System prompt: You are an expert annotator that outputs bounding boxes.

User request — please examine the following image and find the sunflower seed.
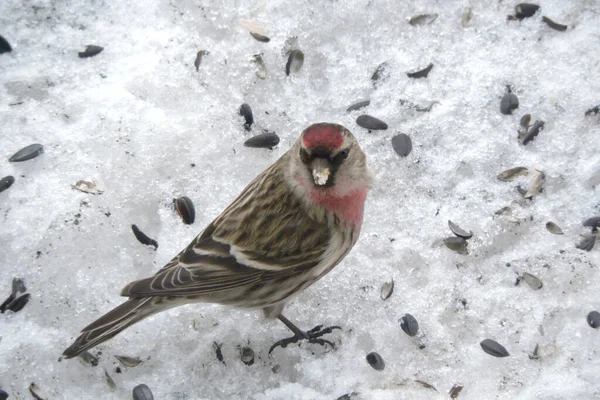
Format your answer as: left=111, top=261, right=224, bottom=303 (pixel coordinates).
left=133, top=384, right=154, bottom=400
left=529, top=343, right=540, bottom=360
left=1, top=278, right=28, bottom=313
left=78, top=350, right=99, bottom=366
left=240, top=346, right=254, bottom=366
left=545, top=221, right=563, bottom=235
left=29, top=383, right=47, bottom=400
left=520, top=120, right=544, bottom=145
left=239, top=103, right=253, bottom=131
left=521, top=272, right=543, bottom=290
left=251, top=53, right=267, bottom=79
left=480, top=339, right=509, bottom=357
left=336, top=392, right=359, bottom=400
left=585, top=105, right=599, bottom=116
left=346, top=100, right=370, bottom=112
left=409, top=14, right=438, bottom=26
left=0, top=176, right=15, bottom=194
left=285, top=50, right=304, bottom=75
left=366, top=352, right=385, bottom=371
left=443, top=237, right=468, bottom=255
left=194, top=50, right=209, bottom=71
left=356, top=115, right=388, bottom=130
left=583, top=217, right=600, bottom=232
left=449, top=384, right=464, bottom=398
left=131, top=224, right=158, bottom=250
left=239, top=20, right=270, bottom=42
left=380, top=279, right=394, bottom=300
left=524, top=169, right=545, bottom=199
left=250, top=32, right=270, bottom=42
left=78, top=45, right=104, bottom=58
left=174, top=196, right=195, bottom=225
left=213, top=341, right=225, bottom=364
left=497, top=167, right=528, bottom=182
left=1, top=293, right=30, bottom=313
left=462, top=7, right=473, bottom=27
left=71, top=179, right=105, bottom=195
left=448, top=220, right=473, bottom=240
left=282, top=36, right=299, bottom=56
left=400, top=313, right=419, bottom=336
left=244, top=131, right=280, bottom=149
left=576, top=234, right=596, bottom=251
left=516, top=3, right=540, bottom=19
left=8, top=143, right=44, bottom=162
left=115, top=355, right=143, bottom=367
left=104, top=368, right=116, bottom=391
left=0, top=34, right=11, bottom=54
left=415, top=380, right=437, bottom=391
left=0, top=389, right=8, bottom=400
left=371, top=62, right=390, bottom=86
left=520, top=114, right=531, bottom=129
left=542, top=16, right=567, bottom=31
left=494, top=206, right=512, bottom=216
left=391, top=133, right=412, bottom=157
left=500, top=93, right=519, bottom=115
left=406, top=63, right=433, bottom=79
left=587, top=311, right=600, bottom=329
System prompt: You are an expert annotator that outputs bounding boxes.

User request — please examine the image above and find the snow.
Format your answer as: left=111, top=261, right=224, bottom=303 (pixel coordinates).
left=1, top=0, right=600, bottom=399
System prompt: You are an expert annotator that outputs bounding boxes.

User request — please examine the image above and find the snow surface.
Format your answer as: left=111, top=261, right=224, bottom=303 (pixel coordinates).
left=1, top=0, right=600, bottom=399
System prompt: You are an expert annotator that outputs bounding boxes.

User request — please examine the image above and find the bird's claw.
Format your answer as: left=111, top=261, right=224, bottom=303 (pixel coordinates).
left=269, top=325, right=342, bottom=354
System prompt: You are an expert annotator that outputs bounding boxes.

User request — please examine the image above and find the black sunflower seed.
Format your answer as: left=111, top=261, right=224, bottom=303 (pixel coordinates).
left=587, top=311, right=600, bottom=329
left=406, top=63, right=433, bottom=79
left=194, top=50, right=209, bottom=71
left=583, top=217, right=600, bottom=232
left=520, top=120, right=544, bottom=145
left=391, top=133, right=412, bottom=157
left=585, top=105, right=600, bottom=116
left=408, top=14, right=438, bottom=26
left=0, top=176, right=15, bottom=194
left=480, top=339, right=509, bottom=357
left=9, top=143, right=44, bottom=162
left=29, top=383, right=46, bottom=400
left=542, top=16, right=567, bottom=31
left=239, top=103, right=253, bottom=131
left=515, top=4, right=540, bottom=19
left=0, top=34, right=12, bottom=54
left=1, top=278, right=28, bottom=313
left=576, top=235, right=596, bottom=252
left=545, top=221, right=564, bottom=235
left=240, top=346, right=254, bottom=366
left=356, top=115, right=388, bottom=130
left=449, top=384, right=464, bottom=398
left=400, top=313, right=419, bottom=336
left=366, top=352, right=385, bottom=371
left=133, top=384, right=154, bottom=400
left=336, top=392, right=359, bottom=400
left=244, top=131, right=280, bottom=149
left=0, top=389, right=8, bottom=400
left=131, top=225, right=158, bottom=250
left=285, top=50, right=304, bottom=75
left=346, top=100, right=370, bottom=112
left=500, top=93, right=519, bottom=115
left=78, top=45, right=103, bottom=58
left=173, top=196, right=195, bottom=225
left=250, top=32, right=270, bottom=42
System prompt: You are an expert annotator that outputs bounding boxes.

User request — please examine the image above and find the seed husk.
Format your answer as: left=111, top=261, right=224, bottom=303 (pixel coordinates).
left=520, top=120, right=544, bottom=145
left=524, top=169, right=545, bottom=199
left=104, top=368, right=116, bottom=391
left=408, top=13, right=438, bottom=26
left=585, top=105, right=599, bottom=116
left=239, top=19, right=270, bottom=42
left=1, top=278, right=29, bottom=313
left=356, top=115, right=388, bottom=130
left=520, top=114, right=531, bottom=129
left=400, top=313, right=419, bottom=337
left=583, top=217, right=600, bottom=232
left=497, top=167, right=528, bottom=182
left=366, top=352, right=385, bottom=371
left=462, top=7, right=473, bottom=27
left=391, top=133, right=412, bottom=157
left=78, top=45, right=103, bottom=58
left=380, top=279, right=394, bottom=300
left=282, top=36, right=299, bottom=56
left=194, top=50, right=209, bottom=71
left=576, top=234, right=596, bottom=251
left=346, top=100, right=370, bottom=112
left=529, top=343, right=540, bottom=360
left=115, top=355, right=143, bottom=367
left=131, top=224, right=158, bottom=250
left=9, top=143, right=44, bottom=162
left=587, top=311, right=600, bottom=329
left=0, top=176, right=15, bottom=194
left=449, top=384, right=464, bottom=398
left=213, top=341, right=225, bottom=364
left=78, top=350, right=99, bottom=367
left=250, top=32, right=270, bottom=42
left=71, top=180, right=105, bottom=195
left=251, top=53, right=267, bottom=80
left=0, top=389, right=8, bottom=400
left=0, top=34, right=11, bottom=54
left=521, top=272, right=543, bottom=290
left=500, top=93, right=519, bottom=115
left=285, top=50, right=304, bottom=75
left=448, top=220, right=473, bottom=240
left=239, top=103, right=253, bottom=131
left=240, top=346, right=254, bottom=366
left=480, top=339, right=509, bottom=357
left=515, top=3, right=540, bottom=19
left=406, top=63, right=433, bottom=79
left=542, top=16, right=567, bottom=31
left=443, top=237, right=468, bottom=255
left=29, top=383, right=47, bottom=400
left=174, top=196, right=195, bottom=225
left=244, top=131, right=280, bottom=149
left=133, top=384, right=154, bottom=400
left=415, top=380, right=437, bottom=391
left=336, top=392, right=359, bottom=400
left=371, top=62, right=390, bottom=86
left=545, top=221, right=563, bottom=235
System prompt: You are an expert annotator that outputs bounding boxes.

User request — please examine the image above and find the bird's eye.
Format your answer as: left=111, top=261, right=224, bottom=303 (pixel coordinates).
left=339, top=149, right=349, bottom=159
left=299, top=148, right=310, bottom=164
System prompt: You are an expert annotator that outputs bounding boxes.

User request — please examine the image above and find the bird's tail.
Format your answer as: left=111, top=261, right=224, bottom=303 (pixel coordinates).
left=62, top=297, right=174, bottom=358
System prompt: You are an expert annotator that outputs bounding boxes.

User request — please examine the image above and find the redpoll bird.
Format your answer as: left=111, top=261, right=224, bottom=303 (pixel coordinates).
left=63, top=122, right=371, bottom=358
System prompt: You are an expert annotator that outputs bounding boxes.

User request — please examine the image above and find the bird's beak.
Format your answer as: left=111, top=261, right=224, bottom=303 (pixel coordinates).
left=311, top=158, right=331, bottom=186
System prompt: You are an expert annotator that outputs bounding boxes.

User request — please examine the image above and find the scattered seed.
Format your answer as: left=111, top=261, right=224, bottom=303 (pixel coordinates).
left=415, top=380, right=437, bottom=391
left=244, top=131, right=280, bottom=149
left=78, top=350, right=99, bottom=367
left=8, top=143, right=44, bottom=162
left=480, top=339, right=509, bottom=357
left=251, top=53, right=267, bottom=80
left=174, top=196, right=195, bottom=225
left=366, top=352, right=385, bottom=371
left=239, top=20, right=270, bottom=42
left=409, top=14, right=438, bottom=26
left=71, top=180, right=105, bottom=195
left=213, top=341, right=225, bottom=364
left=400, top=313, right=419, bottom=337
left=0, top=389, right=8, bottom=400
left=515, top=3, right=540, bottom=19
left=133, top=384, right=154, bottom=400
left=576, top=234, right=596, bottom=251
left=585, top=105, right=599, bottom=116
left=356, top=115, right=388, bottom=130
left=497, top=167, right=528, bottom=182
left=545, top=221, right=563, bottom=235
left=29, top=383, right=47, bottom=400
left=529, top=343, right=540, bottom=360
left=285, top=50, right=304, bottom=75
left=0, top=34, right=11, bottom=54
left=1, top=278, right=29, bottom=313
left=78, top=45, right=104, bottom=58
left=391, top=133, right=412, bottom=157
left=494, top=206, right=512, bottom=216
left=371, top=62, right=390, bottom=86
left=587, top=311, right=600, bottom=328
left=524, top=169, right=545, bottom=199
left=239, top=103, right=253, bottom=131
left=443, top=237, right=468, bottom=255
left=2, top=293, right=30, bottom=313
left=406, top=63, right=433, bottom=79
left=104, top=368, right=117, bottom=391
left=448, top=220, right=473, bottom=240
left=194, top=50, right=209, bottom=71
left=520, top=114, right=531, bottom=129
left=380, top=279, right=394, bottom=300
left=240, top=346, right=254, bottom=366
left=449, top=384, right=464, bottom=398
left=583, top=217, right=600, bottom=232
left=336, top=392, right=359, bottom=400
left=521, top=272, right=543, bottom=290
left=131, top=224, right=158, bottom=250
left=115, top=355, right=142, bottom=367
left=282, top=36, right=299, bottom=56
left=346, top=100, right=370, bottom=112
left=462, top=7, right=473, bottom=27
left=500, top=93, right=519, bottom=115
left=519, top=119, right=544, bottom=145
left=542, top=16, right=567, bottom=31
left=0, top=176, right=15, bottom=194
left=250, top=32, right=270, bottom=42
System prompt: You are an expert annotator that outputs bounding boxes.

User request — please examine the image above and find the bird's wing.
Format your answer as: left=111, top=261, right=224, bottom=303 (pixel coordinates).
left=121, top=162, right=331, bottom=297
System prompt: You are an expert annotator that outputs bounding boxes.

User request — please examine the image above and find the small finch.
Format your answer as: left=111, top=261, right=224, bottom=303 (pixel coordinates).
left=63, top=122, right=371, bottom=358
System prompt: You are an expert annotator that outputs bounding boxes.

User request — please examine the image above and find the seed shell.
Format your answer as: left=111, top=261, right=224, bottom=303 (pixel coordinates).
left=380, top=279, right=394, bottom=300
left=78, top=350, right=99, bottom=367
left=545, top=221, right=563, bottom=235
left=133, top=384, right=154, bottom=400
left=104, top=368, right=116, bottom=391
left=409, top=14, right=438, bottom=26
left=524, top=169, right=545, bottom=199
left=366, top=352, right=385, bottom=371
left=356, top=115, right=388, bottom=130
left=521, top=272, right=543, bottom=290
left=346, top=100, right=370, bottom=112
left=0, top=34, right=11, bottom=54
left=529, top=343, right=540, bottom=360
left=480, top=339, right=509, bottom=357
left=497, top=167, right=528, bottom=182
left=462, top=7, right=473, bottom=27
left=583, top=217, right=600, bottom=232
left=449, top=384, right=464, bottom=398
left=78, top=45, right=104, bottom=58
left=250, top=32, right=270, bottom=42
left=516, top=3, right=540, bottom=19
left=336, top=393, right=359, bottom=400
left=448, top=220, right=473, bottom=240
left=371, top=62, right=390, bottom=86
left=115, top=355, right=143, bottom=367
left=174, top=196, right=195, bottom=225
left=415, top=380, right=437, bottom=391
left=1, top=293, right=30, bottom=313
left=29, top=383, right=47, bottom=400
left=285, top=50, right=304, bottom=75
left=0, top=176, right=15, bottom=194
left=240, top=346, right=255, bottom=366
left=391, top=133, right=412, bottom=157
left=213, top=341, right=225, bottom=364
left=406, top=63, right=433, bottom=79
left=500, top=93, right=519, bottom=115
left=0, top=389, right=8, bottom=400
left=239, top=103, right=253, bottom=131
left=587, top=311, right=600, bottom=329
left=576, top=235, right=596, bottom=252
left=71, top=180, right=105, bottom=195
left=542, top=16, right=567, bottom=31
left=194, top=50, right=209, bottom=71
left=251, top=53, right=267, bottom=80
left=131, top=224, right=158, bottom=250
left=400, top=313, right=419, bottom=336
left=9, top=143, right=44, bottom=162
left=520, top=120, right=544, bottom=145
left=585, top=105, right=599, bottom=116
left=244, top=131, right=280, bottom=149
left=443, top=237, right=468, bottom=255
left=282, top=36, right=299, bottom=56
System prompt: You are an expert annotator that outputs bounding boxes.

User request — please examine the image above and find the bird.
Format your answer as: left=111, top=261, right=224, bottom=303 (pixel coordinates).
left=62, top=122, right=371, bottom=358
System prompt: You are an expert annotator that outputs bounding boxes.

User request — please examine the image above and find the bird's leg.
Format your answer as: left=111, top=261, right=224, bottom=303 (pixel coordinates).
left=269, top=314, right=342, bottom=354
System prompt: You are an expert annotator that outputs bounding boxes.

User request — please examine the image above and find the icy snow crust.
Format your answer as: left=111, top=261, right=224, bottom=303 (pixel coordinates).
left=1, top=0, right=599, bottom=399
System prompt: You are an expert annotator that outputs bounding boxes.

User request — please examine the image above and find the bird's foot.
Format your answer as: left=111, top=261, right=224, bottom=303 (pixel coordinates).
left=269, top=324, right=342, bottom=354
